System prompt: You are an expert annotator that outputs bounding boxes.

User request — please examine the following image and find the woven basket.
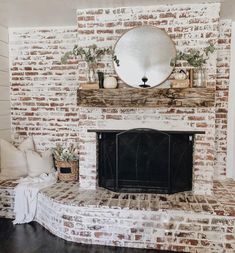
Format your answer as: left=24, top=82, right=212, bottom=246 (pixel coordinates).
left=55, top=160, right=79, bottom=181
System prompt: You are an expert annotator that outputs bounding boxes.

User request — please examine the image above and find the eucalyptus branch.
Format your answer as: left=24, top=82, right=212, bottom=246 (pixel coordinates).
left=173, top=43, right=215, bottom=69
left=61, top=44, right=119, bottom=66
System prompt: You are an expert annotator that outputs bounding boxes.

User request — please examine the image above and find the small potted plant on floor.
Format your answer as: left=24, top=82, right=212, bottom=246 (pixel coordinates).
left=52, top=144, right=79, bottom=181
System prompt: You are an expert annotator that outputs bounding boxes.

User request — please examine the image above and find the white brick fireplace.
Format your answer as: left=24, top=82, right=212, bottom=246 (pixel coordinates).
left=5, top=2, right=235, bottom=252
left=78, top=107, right=215, bottom=195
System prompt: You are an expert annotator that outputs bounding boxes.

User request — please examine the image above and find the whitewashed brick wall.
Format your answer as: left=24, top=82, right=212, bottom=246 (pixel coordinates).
left=9, top=27, right=79, bottom=150
left=8, top=3, right=232, bottom=186
left=215, top=20, right=232, bottom=179
left=76, top=4, right=220, bottom=87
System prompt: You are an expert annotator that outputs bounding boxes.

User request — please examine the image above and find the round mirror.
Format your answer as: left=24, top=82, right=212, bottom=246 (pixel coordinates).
left=113, top=26, right=176, bottom=88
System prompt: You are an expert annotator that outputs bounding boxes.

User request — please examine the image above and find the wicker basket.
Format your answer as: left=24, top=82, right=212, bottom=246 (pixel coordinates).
left=55, top=160, right=79, bottom=181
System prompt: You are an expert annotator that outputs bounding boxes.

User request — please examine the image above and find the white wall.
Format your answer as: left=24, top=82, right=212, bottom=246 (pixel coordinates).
left=227, top=22, right=235, bottom=179
left=0, top=25, right=11, bottom=140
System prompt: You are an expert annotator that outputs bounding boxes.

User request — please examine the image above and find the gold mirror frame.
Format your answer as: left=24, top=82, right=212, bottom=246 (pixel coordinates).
left=113, top=25, right=176, bottom=88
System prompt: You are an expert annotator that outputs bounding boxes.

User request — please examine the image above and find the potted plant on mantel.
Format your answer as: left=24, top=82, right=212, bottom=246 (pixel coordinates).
left=53, top=144, right=79, bottom=181
left=174, top=43, right=215, bottom=87
left=62, top=44, right=119, bottom=87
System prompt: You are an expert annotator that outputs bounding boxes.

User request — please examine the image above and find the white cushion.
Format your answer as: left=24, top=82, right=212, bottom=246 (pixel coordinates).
left=18, top=136, right=35, bottom=152
left=0, top=137, right=35, bottom=179
left=25, top=150, right=55, bottom=177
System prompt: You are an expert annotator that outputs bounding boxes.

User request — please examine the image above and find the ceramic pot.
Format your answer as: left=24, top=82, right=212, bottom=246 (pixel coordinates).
left=103, top=76, right=118, bottom=89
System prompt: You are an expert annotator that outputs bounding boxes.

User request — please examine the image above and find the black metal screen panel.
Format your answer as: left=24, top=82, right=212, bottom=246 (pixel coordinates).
left=116, top=129, right=170, bottom=192
left=98, top=128, right=193, bottom=194
left=170, top=134, right=193, bottom=193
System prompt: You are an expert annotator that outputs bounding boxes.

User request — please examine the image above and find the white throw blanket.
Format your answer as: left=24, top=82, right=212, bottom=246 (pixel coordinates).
left=13, top=173, right=57, bottom=225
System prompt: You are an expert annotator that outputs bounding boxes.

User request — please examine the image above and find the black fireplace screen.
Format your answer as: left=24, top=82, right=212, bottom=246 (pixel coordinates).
left=98, top=128, right=193, bottom=194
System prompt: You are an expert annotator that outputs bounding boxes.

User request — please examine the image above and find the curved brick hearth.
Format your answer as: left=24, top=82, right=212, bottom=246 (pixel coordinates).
left=0, top=179, right=18, bottom=219
left=34, top=181, right=235, bottom=253
left=1, top=179, right=235, bottom=252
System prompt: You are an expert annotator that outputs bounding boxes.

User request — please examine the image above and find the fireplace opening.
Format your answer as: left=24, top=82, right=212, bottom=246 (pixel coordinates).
left=98, top=128, right=194, bottom=194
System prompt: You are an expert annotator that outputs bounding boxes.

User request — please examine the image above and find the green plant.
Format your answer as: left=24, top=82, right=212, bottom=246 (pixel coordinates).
left=173, top=43, right=215, bottom=68
left=52, top=144, right=79, bottom=162
left=61, top=44, right=119, bottom=66
left=61, top=44, right=119, bottom=83
left=61, top=44, right=110, bottom=65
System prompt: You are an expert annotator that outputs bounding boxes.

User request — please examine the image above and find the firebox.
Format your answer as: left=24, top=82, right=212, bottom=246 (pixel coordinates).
left=96, top=128, right=197, bottom=194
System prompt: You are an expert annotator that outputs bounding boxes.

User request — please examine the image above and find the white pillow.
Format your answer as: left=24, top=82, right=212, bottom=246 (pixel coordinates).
left=25, top=150, right=55, bottom=177
left=18, top=136, right=35, bottom=151
left=0, top=137, right=35, bottom=179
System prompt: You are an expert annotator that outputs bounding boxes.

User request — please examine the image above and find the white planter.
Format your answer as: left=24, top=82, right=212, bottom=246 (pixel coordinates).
left=103, top=76, right=118, bottom=89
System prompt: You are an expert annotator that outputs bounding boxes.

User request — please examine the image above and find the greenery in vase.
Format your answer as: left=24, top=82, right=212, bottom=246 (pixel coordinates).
left=52, top=144, right=79, bottom=162
left=61, top=44, right=109, bottom=64
left=173, top=43, right=215, bottom=69
left=61, top=44, right=119, bottom=71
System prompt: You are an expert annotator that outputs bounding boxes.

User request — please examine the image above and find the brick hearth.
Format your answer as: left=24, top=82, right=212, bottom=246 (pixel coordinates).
left=1, top=179, right=235, bottom=252
left=0, top=179, right=17, bottom=219
left=35, top=180, right=235, bottom=252
left=39, top=181, right=235, bottom=216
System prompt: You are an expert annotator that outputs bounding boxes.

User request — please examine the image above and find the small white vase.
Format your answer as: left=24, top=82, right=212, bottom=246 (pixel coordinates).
left=103, top=76, right=118, bottom=89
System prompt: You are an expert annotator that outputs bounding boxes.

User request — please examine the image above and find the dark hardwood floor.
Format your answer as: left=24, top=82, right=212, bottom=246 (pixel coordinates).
left=0, top=218, right=180, bottom=253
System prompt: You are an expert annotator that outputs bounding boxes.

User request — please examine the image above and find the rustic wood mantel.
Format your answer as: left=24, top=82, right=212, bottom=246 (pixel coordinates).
left=77, top=88, right=215, bottom=108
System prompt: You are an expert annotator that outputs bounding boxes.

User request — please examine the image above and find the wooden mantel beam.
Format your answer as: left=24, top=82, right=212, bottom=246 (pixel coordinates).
left=77, top=88, right=215, bottom=108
